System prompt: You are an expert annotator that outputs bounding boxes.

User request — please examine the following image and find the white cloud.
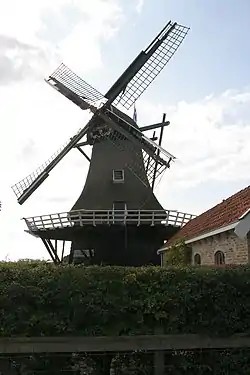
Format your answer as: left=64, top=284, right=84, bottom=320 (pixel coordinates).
left=136, top=0, right=144, bottom=13
left=167, top=91, right=250, bottom=184
left=0, top=0, right=123, bottom=44
left=137, top=91, right=250, bottom=212
left=0, top=0, right=125, bottom=81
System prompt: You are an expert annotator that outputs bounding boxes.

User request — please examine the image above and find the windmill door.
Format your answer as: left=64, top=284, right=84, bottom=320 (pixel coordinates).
left=112, top=201, right=127, bottom=224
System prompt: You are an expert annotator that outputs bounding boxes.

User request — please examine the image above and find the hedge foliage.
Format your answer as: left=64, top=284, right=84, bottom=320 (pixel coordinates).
left=162, top=238, right=192, bottom=266
left=1, top=261, right=250, bottom=337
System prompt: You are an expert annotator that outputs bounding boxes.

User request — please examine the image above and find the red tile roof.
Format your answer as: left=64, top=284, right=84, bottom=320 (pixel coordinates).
left=167, top=185, right=250, bottom=246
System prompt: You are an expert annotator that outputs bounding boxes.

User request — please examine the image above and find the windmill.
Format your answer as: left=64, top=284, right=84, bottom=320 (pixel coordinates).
left=12, top=20, right=195, bottom=266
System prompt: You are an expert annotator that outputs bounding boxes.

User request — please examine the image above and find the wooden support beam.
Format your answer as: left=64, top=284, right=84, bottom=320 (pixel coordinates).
left=154, top=327, right=165, bottom=375
left=74, top=140, right=89, bottom=148
left=47, top=239, right=61, bottom=264
left=140, top=121, right=170, bottom=132
left=151, top=113, right=166, bottom=190
left=41, top=238, right=56, bottom=263
left=76, top=146, right=91, bottom=162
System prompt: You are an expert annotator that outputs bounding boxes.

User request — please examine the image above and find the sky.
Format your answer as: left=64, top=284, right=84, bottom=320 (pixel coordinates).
left=0, top=0, right=249, bottom=260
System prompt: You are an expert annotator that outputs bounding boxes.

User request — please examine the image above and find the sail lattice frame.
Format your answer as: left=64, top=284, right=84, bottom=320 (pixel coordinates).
left=113, top=23, right=189, bottom=109
left=48, top=63, right=104, bottom=104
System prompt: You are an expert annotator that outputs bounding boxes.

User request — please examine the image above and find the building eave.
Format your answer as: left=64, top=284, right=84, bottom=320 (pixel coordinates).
left=158, top=210, right=250, bottom=256
left=185, top=221, right=239, bottom=244
left=157, top=221, right=238, bottom=255
left=238, top=208, right=250, bottom=220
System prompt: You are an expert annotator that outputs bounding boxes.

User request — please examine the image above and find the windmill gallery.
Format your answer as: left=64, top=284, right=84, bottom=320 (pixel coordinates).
left=11, top=21, right=195, bottom=266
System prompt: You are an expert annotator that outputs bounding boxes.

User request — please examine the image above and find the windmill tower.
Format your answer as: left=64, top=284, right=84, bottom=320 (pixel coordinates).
left=12, top=21, right=195, bottom=266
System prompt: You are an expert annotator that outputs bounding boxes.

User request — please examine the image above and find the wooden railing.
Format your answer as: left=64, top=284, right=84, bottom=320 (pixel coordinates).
left=24, top=209, right=196, bottom=233
left=1, top=334, right=250, bottom=354
left=1, top=333, right=249, bottom=375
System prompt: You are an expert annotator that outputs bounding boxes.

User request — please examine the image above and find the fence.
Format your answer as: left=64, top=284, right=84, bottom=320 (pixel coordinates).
left=1, top=333, right=250, bottom=374
left=24, top=209, right=196, bottom=233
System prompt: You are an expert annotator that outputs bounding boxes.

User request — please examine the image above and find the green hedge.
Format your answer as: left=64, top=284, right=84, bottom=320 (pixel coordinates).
left=162, top=238, right=192, bottom=266
left=1, top=261, right=250, bottom=337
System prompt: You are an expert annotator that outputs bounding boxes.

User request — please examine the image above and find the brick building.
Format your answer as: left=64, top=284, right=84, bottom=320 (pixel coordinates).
left=158, top=185, right=250, bottom=266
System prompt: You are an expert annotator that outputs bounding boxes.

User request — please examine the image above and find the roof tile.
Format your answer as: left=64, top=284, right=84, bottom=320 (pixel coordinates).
left=167, top=185, right=250, bottom=245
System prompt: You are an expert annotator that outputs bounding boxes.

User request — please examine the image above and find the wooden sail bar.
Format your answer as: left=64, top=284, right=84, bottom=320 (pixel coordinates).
left=24, top=209, right=196, bottom=233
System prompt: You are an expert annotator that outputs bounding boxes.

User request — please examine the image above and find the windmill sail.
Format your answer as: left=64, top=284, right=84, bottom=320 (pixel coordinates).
left=105, top=22, right=189, bottom=109
left=46, top=63, right=104, bottom=110
left=11, top=118, right=95, bottom=204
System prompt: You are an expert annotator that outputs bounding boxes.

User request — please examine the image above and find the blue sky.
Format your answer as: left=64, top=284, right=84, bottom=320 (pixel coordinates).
left=0, top=0, right=249, bottom=259
left=97, top=0, right=250, bottom=104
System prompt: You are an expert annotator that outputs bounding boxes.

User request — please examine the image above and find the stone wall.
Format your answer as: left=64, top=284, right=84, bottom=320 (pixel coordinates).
left=191, top=229, right=249, bottom=265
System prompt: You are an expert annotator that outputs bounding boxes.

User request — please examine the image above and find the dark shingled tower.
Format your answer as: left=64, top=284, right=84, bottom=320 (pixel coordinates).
left=12, top=21, right=195, bottom=265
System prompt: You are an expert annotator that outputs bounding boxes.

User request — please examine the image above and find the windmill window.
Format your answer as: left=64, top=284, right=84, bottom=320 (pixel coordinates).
left=214, top=250, right=225, bottom=265
left=113, top=169, right=124, bottom=183
left=194, top=253, right=201, bottom=265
